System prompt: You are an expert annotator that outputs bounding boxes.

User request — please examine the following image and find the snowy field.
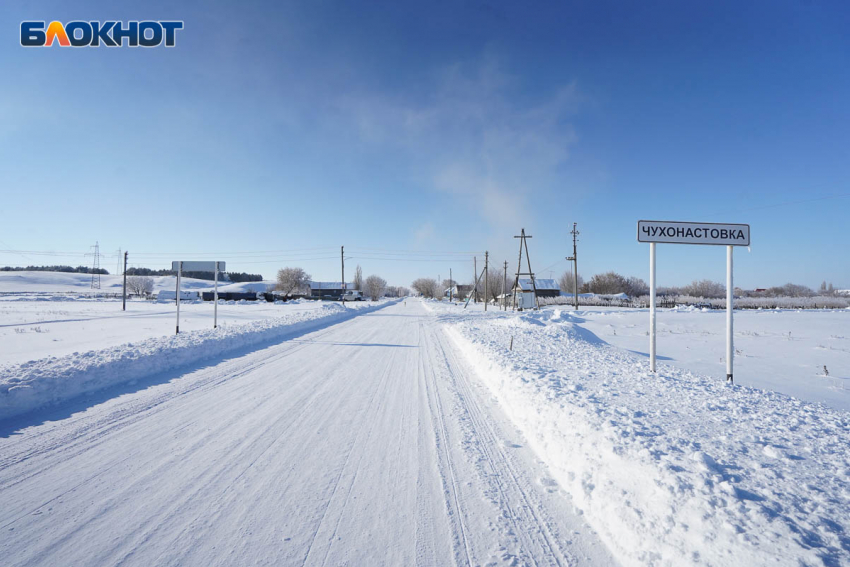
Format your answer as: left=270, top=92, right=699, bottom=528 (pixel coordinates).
left=0, top=298, right=330, bottom=366
left=0, top=270, right=273, bottom=295
left=576, top=306, right=849, bottom=412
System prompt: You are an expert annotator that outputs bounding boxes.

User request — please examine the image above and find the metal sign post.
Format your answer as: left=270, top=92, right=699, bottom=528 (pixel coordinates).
left=726, top=246, right=733, bottom=382
left=171, top=261, right=226, bottom=333
left=649, top=242, right=656, bottom=372
left=638, top=220, right=749, bottom=383
left=214, top=261, right=219, bottom=329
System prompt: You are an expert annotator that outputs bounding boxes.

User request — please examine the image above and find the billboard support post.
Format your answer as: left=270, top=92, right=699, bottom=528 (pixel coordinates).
left=727, top=246, right=733, bottom=383
left=171, top=261, right=225, bottom=333
left=176, top=261, right=182, bottom=334
left=214, top=261, right=219, bottom=329
left=650, top=242, right=656, bottom=373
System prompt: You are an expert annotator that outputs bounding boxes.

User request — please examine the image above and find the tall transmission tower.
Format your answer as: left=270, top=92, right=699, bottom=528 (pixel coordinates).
left=87, top=241, right=102, bottom=289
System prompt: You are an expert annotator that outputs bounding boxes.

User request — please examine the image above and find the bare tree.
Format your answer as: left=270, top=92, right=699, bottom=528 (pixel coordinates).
left=586, top=271, right=629, bottom=294
left=276, top=267, right=311, bottom=298
left=682, top=279, right=726, bottom=298
left=558, top=271, right=584, bottom=293
left=353, top=265, right=363, bottom=291
left=365, top=275, right=387, bottom=301
left=411, top=278, right=440, bottom=298
left=486, top=267, right=502, bottom=302
left=126, top=275, right=154, bottom=297
left=625, top=276, right=649, bottom=297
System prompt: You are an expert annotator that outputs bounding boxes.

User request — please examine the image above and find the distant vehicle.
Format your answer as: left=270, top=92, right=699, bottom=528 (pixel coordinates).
left=342, top=290, right=364, bottom=301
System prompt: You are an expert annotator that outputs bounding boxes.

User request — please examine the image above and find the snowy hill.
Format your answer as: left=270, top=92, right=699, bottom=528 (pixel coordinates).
left=0, top=271, right=273, bottom=295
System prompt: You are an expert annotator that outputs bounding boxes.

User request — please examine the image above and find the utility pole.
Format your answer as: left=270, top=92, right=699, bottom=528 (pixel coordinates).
left=341, top=246, right=345, bottom=305
left=449, top=268, right=453, bottom=302
left=566, top=223, right=580, bottom=311
left=122, top=251, right=128, bottom=311
left=484, top=251, right=489, bottom=311
left=512, top=229, right=539, bottom=311
left=503, top=261, right=508, bottom=311
left=473, top=256, right=477, bottom=303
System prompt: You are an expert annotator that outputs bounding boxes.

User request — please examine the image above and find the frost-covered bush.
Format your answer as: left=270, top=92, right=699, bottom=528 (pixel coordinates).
left=538, top=294, right=849, bottom=310
left=634, top=295, right=849, bottom=310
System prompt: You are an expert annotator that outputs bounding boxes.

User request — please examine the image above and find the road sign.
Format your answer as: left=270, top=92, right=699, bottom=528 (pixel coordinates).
left=638, top=220, right=749, bottom=384
left=172, top=260, right=225, bottom=334
left=171, top=261, right=225, bottom=272
left=638, top=220, right=750, bottom=247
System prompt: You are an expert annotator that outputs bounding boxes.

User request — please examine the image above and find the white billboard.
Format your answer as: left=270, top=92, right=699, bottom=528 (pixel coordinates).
left=171, top=261, right=225, bottom=272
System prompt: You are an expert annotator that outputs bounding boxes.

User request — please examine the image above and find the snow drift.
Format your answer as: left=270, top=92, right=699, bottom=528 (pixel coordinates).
left=0, top=300, right=395, bottom=421
left=444, top=308, right=850, bottom=567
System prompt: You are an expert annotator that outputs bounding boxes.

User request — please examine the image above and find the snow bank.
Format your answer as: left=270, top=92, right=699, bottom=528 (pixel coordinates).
left=444, top=310, right=850, bottom=567
left=0, top=300, right=395, bottom=421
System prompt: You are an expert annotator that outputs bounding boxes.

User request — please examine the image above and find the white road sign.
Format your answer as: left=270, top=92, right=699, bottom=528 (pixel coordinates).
left=171, top=261, right=225, bottom=272
left=637, top=220, right=750, bottom=247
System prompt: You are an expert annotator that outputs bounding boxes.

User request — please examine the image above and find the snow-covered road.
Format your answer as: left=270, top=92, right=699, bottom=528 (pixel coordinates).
left=0, top=300, right=614, bottom=566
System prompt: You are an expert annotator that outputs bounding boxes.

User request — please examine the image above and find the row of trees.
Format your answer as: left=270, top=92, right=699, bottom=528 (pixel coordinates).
left=1, top=265, right=109, bottom=274
left=559, top=269, right=842, bottom=299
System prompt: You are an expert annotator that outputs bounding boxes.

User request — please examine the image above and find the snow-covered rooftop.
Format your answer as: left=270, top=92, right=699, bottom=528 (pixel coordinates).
left=516, top=278, right=559, bottom=291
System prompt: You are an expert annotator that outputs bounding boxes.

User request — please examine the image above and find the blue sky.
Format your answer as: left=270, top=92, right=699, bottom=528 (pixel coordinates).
left=2, top=1, right=848, bottom=289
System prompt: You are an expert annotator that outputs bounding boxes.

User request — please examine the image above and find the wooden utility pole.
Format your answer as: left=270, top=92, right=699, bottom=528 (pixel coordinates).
left=341, top=246, right=345, bottom=305
left=566, top=223, right=580, bottom=310
left=473, top=256, right=478, bottom=303
left=122, top=251, right=128, bottom=311
left=484, top=251, right=489, bottom=311
left=503, top=261, right=508, bottom=311
left=449, top=268, right=453, bottom=302
left=511, top=229, right=539, bottom=311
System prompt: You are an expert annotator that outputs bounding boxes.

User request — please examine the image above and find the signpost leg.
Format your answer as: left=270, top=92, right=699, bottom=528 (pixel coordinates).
left=650, top=242, right=656, bottom=373
left=214, top=261, right=218, bottom=329
left=176, top=262, right=181, bottom=334
left=726, top=246, right=733, bottom=383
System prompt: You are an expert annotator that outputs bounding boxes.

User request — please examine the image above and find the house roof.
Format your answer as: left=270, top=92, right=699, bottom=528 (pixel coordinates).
left=516, top=278, right=559, bottom=291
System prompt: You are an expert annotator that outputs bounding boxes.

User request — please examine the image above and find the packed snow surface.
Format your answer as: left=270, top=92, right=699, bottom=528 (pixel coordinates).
left=0, top=300, right=615, bottom=566
left=429, top=301, right=849, bottom=566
